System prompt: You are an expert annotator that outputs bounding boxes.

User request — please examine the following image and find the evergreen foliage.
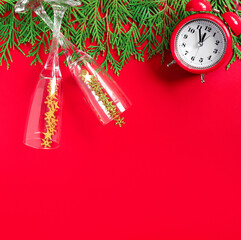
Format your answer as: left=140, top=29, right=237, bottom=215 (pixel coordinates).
left=0, top=0, right=241, bottom=74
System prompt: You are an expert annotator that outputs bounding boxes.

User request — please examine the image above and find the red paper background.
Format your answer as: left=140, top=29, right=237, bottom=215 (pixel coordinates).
left=1, top=44, right=241, bottom=240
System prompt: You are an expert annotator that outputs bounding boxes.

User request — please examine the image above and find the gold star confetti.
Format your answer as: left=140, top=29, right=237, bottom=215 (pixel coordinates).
left=115, top=117, right=125, bottom=127
left=52, top=101, right=60, bottom=110
left=41, top=139, right=52, bottom=148
left=80, top=69, right=125, bottom=127
left=41, top=79, right=60, bottom=148
left=42, top=131, right=53, bottom=141
left=47, top=126, right=57, bottom=134
left=80, top=69, right=92, bottom=83
left=44, top=110, right=55, bottom=120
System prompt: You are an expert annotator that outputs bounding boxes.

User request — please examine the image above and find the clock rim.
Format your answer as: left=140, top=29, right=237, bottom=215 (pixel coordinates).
left=170, top=13, right=233, bottom=74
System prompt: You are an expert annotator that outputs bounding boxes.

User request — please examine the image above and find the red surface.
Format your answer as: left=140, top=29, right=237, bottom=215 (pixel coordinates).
left=1, top=44, right=241, bottom=240
left=170, top=14, right=233, bottom=74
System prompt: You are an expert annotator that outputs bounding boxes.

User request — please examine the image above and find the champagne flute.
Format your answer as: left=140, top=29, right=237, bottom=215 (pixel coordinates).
left=21, top=0, right=81, bottom=149
left=15, top=0, right=131, bottom=127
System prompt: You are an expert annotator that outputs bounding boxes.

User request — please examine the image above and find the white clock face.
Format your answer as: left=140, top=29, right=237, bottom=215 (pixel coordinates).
left=175, top=18, right=227, bottom=70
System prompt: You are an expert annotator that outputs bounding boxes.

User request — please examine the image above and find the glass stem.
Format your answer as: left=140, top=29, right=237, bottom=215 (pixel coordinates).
left=51, top=4, right=67, bottom=48
left=44, top=4, right=67, bottom=77
left=34, top=4, right=69, bottom=49
left=34, top=4, right=86, bottom=64
left=34, top=5, right=55, bottom=32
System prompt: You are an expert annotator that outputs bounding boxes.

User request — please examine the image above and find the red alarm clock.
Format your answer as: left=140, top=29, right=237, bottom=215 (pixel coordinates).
left=168, top=0, right=241, bottom=83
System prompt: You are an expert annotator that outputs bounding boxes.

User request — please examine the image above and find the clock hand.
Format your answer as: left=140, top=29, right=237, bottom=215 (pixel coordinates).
left=199, top=28, right=202, bottom=43
left=203, top=36, right=210, bottom=42
left=194, top=46, right=200, bottom=59
left=198, top=29, right=204, bottom=47
left=201, top=32, right=207, bottom=43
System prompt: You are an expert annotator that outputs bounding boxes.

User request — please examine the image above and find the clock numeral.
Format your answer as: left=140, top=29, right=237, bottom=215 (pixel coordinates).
left=199, top=58, right=204, bottom=63
left=213, top=32, right=217, bottom=37
left=205, top=26, right=212, bottom=32
left=213, top=49, right=218, bottom=54
left=185, top=51, right=189, bottom=55
left=183, top=34, right=188, bottom=39
left=188, top=27, right=195, bottom=33
left=215, top=40, right=220, bottom=45
left=208, top=55, right=212, bottom=60
left=191, top=56, right=195, bottom=61
left=197, top=25, right=202, bottom=30
left=182, top=43, right=186, bottom=47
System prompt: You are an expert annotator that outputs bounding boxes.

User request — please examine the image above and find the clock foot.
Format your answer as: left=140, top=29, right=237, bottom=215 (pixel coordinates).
left=167, top=60, right=176, bottom=67
left=201, top=74, right=205, bottom=83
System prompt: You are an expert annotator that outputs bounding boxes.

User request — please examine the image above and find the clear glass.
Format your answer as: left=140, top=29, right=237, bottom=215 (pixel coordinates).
left=44, top=0, right=81, bottom=7
left=15, top=0, right=42, bottom=13
left=24, top=3, right=66, bottom=149
left=16, top=0, right=131, bottom=126
left=65, top=46, right=132, bottom=125
left=15, top=0, right=81, bottom=13
left=24, top=74, right=63, bottom=149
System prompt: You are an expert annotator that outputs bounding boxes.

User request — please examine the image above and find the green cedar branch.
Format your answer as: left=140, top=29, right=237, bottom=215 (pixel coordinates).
left=0, top=0, right=241, bottom=74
